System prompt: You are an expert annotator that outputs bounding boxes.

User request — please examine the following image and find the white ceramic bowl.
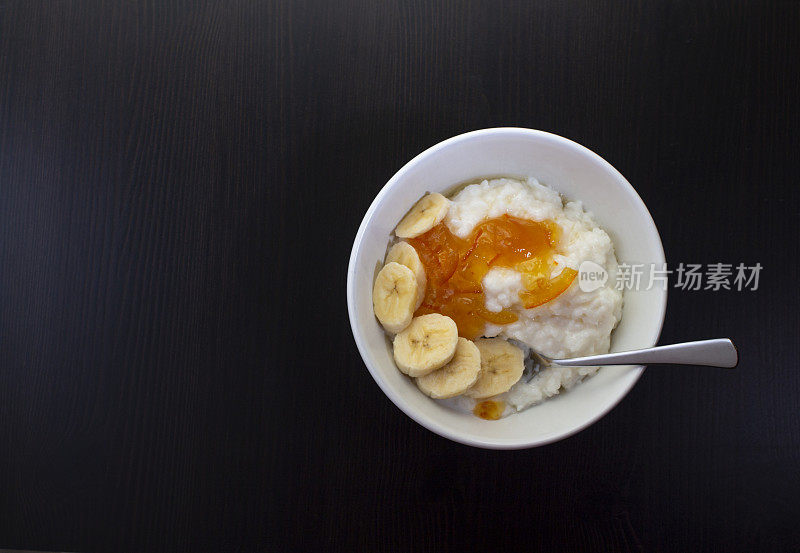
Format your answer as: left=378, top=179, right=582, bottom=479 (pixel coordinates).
left=347, top=128, right=666, bottom=449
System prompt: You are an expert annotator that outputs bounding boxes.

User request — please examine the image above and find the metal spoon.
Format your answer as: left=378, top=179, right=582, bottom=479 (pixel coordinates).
left=525, top=339, right=738, bottom=381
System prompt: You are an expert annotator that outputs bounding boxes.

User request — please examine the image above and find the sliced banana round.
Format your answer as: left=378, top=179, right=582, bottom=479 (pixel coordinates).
left=464, top=338, right=525, bottom=399
left=385, top=241, right=427, bottom=310
left=393, top=314, right=458, bottom=377
left=394, top=193, right=450, bottom=239
left=416, top=338, right=481, bottom=399
left=372, top=262, right=418, bottom=334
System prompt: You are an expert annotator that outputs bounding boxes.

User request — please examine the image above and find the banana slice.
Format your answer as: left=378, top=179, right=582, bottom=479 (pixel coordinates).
left=372, top=262, right=419, bottom=334
left=464, top=338, right=525, bottom=399
left=416, top=338, right=481, bottom=399
left=385, top=241, right=427, bottom=310
left=393, top=314, right=458, bottom=377
left=394, top=193, right=450, bottom=239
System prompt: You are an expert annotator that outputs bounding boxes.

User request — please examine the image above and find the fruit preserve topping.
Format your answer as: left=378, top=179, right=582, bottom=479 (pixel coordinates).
left=408, top=214, right=577, bottom=339
left=473, top=400, right=505, bottom=420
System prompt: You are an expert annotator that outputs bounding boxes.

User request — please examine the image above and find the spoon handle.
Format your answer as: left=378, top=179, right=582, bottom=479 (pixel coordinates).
left=550, top=339, right=738, bottom=368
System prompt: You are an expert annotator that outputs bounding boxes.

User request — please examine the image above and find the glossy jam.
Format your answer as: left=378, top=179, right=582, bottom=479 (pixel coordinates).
left=409, top=215, right=577, bottom=339
left=473, top=400, right=505, bottom=420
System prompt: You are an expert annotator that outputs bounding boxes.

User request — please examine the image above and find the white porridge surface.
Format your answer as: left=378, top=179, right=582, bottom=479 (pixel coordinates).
left=442, top=177, right=623, bottom=413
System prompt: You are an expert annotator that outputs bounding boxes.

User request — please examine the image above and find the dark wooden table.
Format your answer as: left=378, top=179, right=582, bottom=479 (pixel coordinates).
left=1, top=1, right=798, bottom=551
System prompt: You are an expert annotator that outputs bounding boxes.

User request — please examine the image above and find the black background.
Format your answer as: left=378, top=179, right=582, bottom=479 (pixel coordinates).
left=1, top=1, right=799, bottom=551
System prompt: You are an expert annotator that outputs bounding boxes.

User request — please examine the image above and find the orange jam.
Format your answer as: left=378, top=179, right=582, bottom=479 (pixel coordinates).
left=408, top=215, right=577, bottom=339
left=473, top=400, right=505, bottom=420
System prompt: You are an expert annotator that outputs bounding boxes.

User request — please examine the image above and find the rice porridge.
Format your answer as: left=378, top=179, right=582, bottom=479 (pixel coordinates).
left=443, top=178, right=623, bottom=415
left=371, top=176, right=623, bottom=419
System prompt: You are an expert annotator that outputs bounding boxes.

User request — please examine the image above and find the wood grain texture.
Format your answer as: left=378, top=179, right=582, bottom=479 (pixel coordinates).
left=0, top=1, right=798, bottom=551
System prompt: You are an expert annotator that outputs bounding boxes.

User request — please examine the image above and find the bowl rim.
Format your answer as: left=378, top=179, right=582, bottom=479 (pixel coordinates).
left=347, top=127, right=667, bottom=449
